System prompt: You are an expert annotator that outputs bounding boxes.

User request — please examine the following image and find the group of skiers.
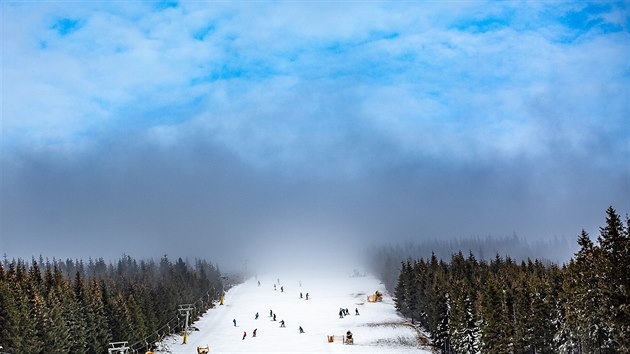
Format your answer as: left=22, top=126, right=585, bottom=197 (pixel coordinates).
left=273, top=284, right=285, bottom=292
left=237, top=277, right=310, bottom=341
left=229, top=277, right=367, bottom=345
left=338, top=307, right=359, bottom=318
left=241, top=328, right=257, bottom=340
left=238, top=310, right=304, bottom=341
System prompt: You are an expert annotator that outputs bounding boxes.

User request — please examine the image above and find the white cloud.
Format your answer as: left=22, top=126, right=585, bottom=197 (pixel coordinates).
left=2, top=1, right=628, bottom=172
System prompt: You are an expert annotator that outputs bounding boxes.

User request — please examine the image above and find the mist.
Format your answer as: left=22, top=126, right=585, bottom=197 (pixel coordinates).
left=1, top=2, right=629, bottom=271
left=2, top=129, right=627, bottom=270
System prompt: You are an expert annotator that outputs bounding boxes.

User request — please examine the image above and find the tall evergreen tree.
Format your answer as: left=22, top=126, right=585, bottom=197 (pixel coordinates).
left=597, top=206, right=629, bottom=351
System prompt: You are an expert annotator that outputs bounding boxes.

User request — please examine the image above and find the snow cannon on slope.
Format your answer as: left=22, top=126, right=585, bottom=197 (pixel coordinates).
left=197, top=345, right=210, bottom=354
left=367, top=290, right=383, bottom=302
left=344, top=330, right=354, bottom=344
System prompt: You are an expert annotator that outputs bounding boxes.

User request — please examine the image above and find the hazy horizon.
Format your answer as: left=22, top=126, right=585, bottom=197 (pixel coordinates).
left=1, top=2, right=628, bottom=269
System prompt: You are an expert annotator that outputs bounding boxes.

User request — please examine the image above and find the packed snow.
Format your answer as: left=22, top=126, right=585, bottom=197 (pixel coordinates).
left=165, top=271, right=432, bottom=353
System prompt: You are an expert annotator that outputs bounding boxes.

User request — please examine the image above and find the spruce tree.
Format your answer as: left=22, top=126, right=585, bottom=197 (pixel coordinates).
left=394, top=261, right=409, bottom=316
left=86, top=278, right=112, bottom=353
left=597, top=206, right=629, bottom=350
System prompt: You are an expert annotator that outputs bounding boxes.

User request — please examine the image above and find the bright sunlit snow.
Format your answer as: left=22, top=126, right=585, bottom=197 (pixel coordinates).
left=166, top=272, right=432, bottom=353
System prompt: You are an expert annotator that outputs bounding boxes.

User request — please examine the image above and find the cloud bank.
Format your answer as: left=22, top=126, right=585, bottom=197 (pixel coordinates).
left=1, top=1, right=628, bottom=266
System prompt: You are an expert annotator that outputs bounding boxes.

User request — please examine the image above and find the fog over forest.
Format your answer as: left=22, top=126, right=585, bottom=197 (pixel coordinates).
left=1, top=2, right=628, bottom=270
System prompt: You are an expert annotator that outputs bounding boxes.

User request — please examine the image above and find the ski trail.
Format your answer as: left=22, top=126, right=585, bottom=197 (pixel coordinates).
left=169, top=272, right=432, bottom=353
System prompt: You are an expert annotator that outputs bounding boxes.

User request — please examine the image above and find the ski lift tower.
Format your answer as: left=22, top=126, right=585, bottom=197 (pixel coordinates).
left=179, top=304, right=194, bottom=344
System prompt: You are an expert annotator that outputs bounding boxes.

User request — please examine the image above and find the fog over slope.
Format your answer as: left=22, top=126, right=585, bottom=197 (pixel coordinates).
left=1, top=2, right=628, bottom=267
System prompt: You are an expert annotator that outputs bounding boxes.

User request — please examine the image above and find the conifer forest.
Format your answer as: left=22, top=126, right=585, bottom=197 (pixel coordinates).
left=0, top=256, right=223, bottom=353
left=390, top=207, right=629, bottom=354
left=1, top=207, right=628, bottom=354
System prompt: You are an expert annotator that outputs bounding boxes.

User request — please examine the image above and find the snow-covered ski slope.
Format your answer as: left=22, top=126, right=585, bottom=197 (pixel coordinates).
left=169, top=271, right=432, bottom=353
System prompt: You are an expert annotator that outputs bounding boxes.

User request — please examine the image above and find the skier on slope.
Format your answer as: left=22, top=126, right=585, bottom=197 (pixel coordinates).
left=299, top=326, right=304, bottom=333
left=273, top=313, right=277, bottom=321
left=355, top=308, right=360, bottom=315
left=233, top=319, right=237, bottom=327
left=253, top=328, right=257, bottom=337
left=305, top=293, right=309, bottom=300
left=242, top=331, right=246, bottom=340
left=255, top=312, right=259, bottom=320
left=280, top=320, right=285, bottom=328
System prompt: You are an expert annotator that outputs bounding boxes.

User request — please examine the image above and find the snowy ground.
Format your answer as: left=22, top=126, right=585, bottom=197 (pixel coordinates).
left=165, top=271, right=433, bottom=354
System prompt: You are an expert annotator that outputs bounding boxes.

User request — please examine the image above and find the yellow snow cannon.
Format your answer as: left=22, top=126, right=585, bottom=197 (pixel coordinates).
left=344, top=331, right=354, bottom=344
left=197, top=345, right=210, bottom=354
left=367, top=290, right=383, bottom=302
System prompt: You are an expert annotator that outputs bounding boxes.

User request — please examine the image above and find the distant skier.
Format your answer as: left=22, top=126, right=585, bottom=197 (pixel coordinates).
left=300, top=292, right=303, bottom=299
left=258, top=280, right=261, bottom=287
left=273, top=313, right=277, bottom=321
left=345, top=308, right=350, bottom=316
left=270, top=309, right=273, bottom=317
left=233, top=319, right=237, bottom=327
left=281, top=286, right=284, bottom=293
left=274, top=284, right=277, bottom=291
left=255, top=312, right=259, bottom=320
left=305, top=293, right=309, bottom=300
left=299, top=326, right=304, bottom=333
left=242, top=331, right=246, bottom=340
left=355, top=308, right=360, bottom=315
left=280, top=320, right=285, bottom=328
left=339, top=309, right=344, bottom=318
left=299, top=280, right=302, bottom=287
left=253, top=328, right=257, bottom=337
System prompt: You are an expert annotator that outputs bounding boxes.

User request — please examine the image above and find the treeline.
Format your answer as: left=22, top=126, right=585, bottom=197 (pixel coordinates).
left=368, top=234, right=575, bottom=293
left=392, top=206, right=629, bottom=354
left=0, top=255, right=223, bottom=353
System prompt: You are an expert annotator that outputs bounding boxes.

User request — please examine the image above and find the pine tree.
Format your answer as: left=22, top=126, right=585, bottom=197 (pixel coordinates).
left=86, top=278, right=112, bottom=353
left=448, top=279, right=471, bottom=354
left=0, top=264, right=21, bottom=352
left=597, top=206, right=629, bottom=351
left=41, top=285, right=72, bottom=352
left=394, top=261, right=410, bottom=316
left=512, top=273, right=532, bottom=352
left=63, top=271, right=88, bottom=354
left=413, top=260, right=429, bottom=327
left=480, top=276, right=511, bottom=354
left=404, top=261, right=419, bottom=321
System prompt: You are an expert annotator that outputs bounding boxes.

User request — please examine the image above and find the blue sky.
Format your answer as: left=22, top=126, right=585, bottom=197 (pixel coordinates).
left=1, top=1, right=629, bottom=260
